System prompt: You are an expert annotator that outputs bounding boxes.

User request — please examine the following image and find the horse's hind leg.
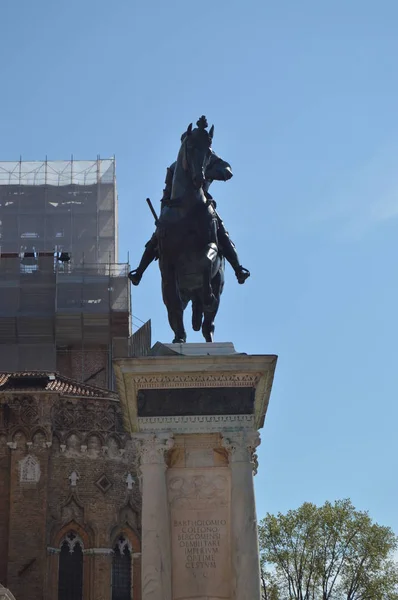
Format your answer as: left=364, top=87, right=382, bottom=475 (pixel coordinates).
left=202, top=301, right=219, bottom=342
left=202, top=313, right=216, bottom=342
left=191, top=292, right=203, bottom=331
left=161, top=262, right=186, bottom=343
left=202, top=269, right=223, bottom=342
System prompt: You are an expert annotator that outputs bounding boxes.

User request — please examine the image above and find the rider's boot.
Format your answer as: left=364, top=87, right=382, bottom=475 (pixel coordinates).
left=129, top=234, right=158, bottom=286
left=218, top=230, right=250, bottom=284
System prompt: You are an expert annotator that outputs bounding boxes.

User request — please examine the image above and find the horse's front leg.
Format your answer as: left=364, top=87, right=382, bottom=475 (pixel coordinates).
left=202, top=242, right=218, bottom=308
left=160, top=259, right=186, bottom=343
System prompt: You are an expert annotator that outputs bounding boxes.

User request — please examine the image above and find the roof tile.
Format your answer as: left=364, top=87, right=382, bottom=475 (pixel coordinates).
left=0, top=371, right=118, bottom=399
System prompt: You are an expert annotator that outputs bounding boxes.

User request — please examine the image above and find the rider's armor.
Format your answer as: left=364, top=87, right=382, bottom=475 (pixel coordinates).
left=129, top=153, right=249, bottom=286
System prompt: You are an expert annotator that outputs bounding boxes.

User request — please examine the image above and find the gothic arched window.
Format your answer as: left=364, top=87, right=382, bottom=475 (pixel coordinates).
left=58, top=532, right=83, bottom=600
left=112, top=536, right=132, bottom=600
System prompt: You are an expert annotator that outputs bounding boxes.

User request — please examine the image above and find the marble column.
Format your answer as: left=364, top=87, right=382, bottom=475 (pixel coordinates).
left=223, top=430, right=261, bottom=600
left=134, top=433, right=174, bottom=600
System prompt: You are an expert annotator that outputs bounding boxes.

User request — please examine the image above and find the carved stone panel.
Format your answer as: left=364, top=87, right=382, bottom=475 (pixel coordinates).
left=167, top=467, right=231, bottom=600
left=53, top=400, right=124, bottom=433
left=19, top=454, right=40, bottom=483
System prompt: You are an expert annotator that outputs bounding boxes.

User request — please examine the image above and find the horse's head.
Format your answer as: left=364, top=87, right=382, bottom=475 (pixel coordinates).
left=182, top=115, right=214, bottom=190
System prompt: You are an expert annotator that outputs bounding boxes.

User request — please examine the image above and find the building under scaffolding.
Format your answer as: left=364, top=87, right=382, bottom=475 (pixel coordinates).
left=0, top=159, right=131, bottom=387
left=0, top=158, right=118, bottom=262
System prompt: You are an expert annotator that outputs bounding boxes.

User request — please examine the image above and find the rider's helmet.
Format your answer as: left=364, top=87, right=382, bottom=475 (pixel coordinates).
left=181, top=116, right=209, bottom=142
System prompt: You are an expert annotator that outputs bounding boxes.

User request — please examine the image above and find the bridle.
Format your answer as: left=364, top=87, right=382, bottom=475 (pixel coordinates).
left=182, top=134, right=211, bottom=186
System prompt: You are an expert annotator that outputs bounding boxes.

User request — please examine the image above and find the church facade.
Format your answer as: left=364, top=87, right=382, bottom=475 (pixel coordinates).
left=0, top=158, right=143, bottom=599
left=0, top=372, right=142, bottom=600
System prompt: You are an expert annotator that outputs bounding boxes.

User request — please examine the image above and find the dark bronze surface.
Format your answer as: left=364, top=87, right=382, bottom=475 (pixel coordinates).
left=130, top=116, right=250, bottom=343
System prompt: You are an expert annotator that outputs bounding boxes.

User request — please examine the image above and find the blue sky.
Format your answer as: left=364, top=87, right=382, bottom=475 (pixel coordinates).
left=1, top=0, right=398, bottom=532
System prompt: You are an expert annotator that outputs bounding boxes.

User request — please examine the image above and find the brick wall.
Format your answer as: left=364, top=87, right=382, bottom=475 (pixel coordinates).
left=57, top=346, right=109, bottom=388
left=0, top=392, right=141, bottom=600
left=6, top=434, right=50, bottom=599
left=0, top=440, right=10, bottom=585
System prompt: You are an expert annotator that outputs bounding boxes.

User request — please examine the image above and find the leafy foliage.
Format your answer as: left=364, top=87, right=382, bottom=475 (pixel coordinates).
left=259, top=500, right=398, bottom=600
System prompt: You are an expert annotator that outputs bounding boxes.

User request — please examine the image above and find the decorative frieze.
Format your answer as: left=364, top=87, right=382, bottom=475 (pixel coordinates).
left=138, top=414, right=255, bottom=433
left=53, top=400, right=124, bottom=434
left=128, top=372, right=260, bottom=390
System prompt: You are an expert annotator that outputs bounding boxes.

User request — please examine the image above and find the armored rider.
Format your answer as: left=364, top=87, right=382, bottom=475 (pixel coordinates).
left=129, top=136, right=250, bottom=286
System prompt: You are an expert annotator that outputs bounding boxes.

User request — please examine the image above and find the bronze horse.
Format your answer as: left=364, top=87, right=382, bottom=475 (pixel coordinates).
left=157, top=117, right=225, bottom=343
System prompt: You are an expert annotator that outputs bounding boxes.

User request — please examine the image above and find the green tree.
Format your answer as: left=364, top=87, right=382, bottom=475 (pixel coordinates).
left=259, top=499, right=398, bottom=600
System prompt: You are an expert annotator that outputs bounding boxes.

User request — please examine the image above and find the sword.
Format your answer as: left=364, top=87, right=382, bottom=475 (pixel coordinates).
left=146, top=197, right=159, bottom=226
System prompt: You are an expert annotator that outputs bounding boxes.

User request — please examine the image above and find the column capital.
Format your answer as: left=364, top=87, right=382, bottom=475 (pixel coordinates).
left=134, top=433, right=174, bottom=465
left=222, top=430, right=260, bottom=463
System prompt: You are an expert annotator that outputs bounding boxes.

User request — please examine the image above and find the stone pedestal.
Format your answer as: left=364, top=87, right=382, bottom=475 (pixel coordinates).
left=114, top=342, right=277, bottom=600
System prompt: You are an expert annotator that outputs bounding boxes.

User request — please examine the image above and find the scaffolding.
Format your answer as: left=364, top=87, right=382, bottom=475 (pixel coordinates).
left=0, top=158, right=118, bottom=264
left=0, top=254, right=130, bottom=383
left=0, top=159, right=130, bottom=387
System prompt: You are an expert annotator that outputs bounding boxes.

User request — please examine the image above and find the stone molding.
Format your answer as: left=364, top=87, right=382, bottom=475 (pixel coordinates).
left=138, top=414, right=255, bottom=433
left=134, top=433, right=175, bottom=465
left=83, top=548, right=114, bottom=556
left=114, top=353, right=277, bottom=433
left=222, top=430, right=261, bottom=463
left=47, top=546, right=114, bottom=556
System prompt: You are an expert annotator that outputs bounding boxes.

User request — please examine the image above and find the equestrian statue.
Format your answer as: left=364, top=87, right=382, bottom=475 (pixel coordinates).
left=129, top=116, right=250, bottom=343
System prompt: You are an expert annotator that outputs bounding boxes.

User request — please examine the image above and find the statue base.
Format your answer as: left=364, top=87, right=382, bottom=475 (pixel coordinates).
left=114, top=342, right=277, bottom=600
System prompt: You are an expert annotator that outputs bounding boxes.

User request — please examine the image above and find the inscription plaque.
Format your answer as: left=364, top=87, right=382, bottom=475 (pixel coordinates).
left=137, top=387, right=255, bottom=417
left=168, top=467, right=231, bottom=599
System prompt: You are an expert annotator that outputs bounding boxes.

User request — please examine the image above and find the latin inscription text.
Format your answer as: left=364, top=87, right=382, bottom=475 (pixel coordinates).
left=173, top=519, right=227, bottom=569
